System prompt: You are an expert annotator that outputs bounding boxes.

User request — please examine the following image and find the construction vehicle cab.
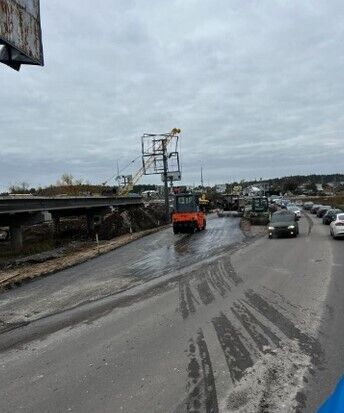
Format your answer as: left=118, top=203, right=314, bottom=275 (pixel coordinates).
left=252, top=196, right=268, bottom=213
left=172, top=193, right=206, bottom=234
left=249, top=196, right=270, bottom=225
left=217, top=194, right=245, bottom=217
left=198, top=193, right=211, bottom=213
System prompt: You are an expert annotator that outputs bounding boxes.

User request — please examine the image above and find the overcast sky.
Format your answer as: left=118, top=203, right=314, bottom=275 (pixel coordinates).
left=1, top=0, right=344, bottom=189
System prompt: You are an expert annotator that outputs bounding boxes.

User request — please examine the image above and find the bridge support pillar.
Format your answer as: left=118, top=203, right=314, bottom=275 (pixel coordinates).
left=10, top=224, right=23, bottom=253
left=86, top=213, right=95, bottom=237
left=52, top=215, right=61, bottom=235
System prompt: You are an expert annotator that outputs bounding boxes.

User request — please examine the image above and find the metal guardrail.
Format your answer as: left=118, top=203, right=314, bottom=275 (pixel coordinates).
left=0, top=196, right=143, bottom=215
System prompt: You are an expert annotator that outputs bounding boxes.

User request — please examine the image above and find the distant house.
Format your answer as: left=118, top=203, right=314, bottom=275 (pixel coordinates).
left=323, top=183, right=335, bottom=195
left=315, top=183, right=323, bottom=192
left=243, top=185, right=263, bottom=197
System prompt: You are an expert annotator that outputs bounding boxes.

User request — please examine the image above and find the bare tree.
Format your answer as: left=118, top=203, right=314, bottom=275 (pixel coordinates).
left=9, top=182, right=30, bottom=193
left=60, top=173, right=74, bottom=186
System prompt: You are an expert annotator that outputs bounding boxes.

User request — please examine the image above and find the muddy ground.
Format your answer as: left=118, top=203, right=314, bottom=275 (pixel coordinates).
left=0, top=204, right=166, bottom=269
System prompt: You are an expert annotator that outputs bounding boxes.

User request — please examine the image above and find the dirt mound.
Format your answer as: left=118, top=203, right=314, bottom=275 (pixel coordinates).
left=99, top=204, right=166, bottom=239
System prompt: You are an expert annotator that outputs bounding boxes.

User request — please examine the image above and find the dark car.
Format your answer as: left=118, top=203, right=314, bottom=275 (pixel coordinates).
left=268, top=211, right=299, bottom=239
left=316, top=205, right=332, bottom=218
left=323, top=209, right=343, bottom=225
left=303, top=202, right=314, bottom=210
left=310, top=204, right=322, bottom=214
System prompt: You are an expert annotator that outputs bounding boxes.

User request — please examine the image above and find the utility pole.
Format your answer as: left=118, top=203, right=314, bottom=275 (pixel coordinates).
left=141, top=129, right=181, bottom=224
left=162, top=139, right=170, bottom=223
left=201, top=165, right=204, bottom=188
left=116, top=160, right=120, bottom=180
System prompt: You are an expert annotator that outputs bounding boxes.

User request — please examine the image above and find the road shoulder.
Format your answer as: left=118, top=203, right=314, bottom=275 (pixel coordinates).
left=0, top=225, right=168, bottom=291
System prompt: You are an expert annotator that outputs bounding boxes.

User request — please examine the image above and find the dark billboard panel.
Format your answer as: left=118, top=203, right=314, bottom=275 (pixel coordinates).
left=0, top=0, right=43, bottom=70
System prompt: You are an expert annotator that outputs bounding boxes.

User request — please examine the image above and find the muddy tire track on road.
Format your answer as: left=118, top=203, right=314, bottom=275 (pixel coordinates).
left=212, top=312, right=253, bottom=383
left=181, top=287, right=323, bottom=412
left=231, top=302, right=281, bottom=352
left=177, top=257, right=243, bottom=319
left=244, top=290, right=323, bottom=365
left=179, top=280, right=199, bottom=320
left=185, top=329, right=219, bottom=413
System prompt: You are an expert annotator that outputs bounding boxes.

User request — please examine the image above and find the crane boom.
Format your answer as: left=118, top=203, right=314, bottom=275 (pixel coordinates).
left=117, top=128, right=181, bottom=196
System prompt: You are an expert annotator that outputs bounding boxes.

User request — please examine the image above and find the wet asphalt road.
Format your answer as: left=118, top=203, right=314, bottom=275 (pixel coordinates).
left=0, top=214, right=244, bottom=328
left=0, top=213, right=343, bottom=412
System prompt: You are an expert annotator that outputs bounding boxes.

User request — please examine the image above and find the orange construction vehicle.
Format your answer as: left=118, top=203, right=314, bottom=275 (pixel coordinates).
left=172, top=193, right=206, bottom=234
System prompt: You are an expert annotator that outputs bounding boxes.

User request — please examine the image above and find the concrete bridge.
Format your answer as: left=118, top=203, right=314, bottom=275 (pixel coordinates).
left=0, top=196, right=143, bottom=251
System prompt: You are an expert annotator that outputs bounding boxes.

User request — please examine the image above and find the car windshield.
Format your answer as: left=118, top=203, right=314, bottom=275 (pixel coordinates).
left=337, top=214, right=344, bottom=221
left=271, top=214, right=294, bottom=223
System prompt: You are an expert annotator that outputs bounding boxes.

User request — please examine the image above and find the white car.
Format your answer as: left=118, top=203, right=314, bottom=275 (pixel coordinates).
left=330, top=213, right=344, bottom=239
left=287, top=204, right=301, bottom=220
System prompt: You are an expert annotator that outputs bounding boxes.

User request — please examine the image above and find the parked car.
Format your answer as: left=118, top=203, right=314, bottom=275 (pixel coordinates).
left=303, top=202, right=314, bottom=210
left=330, top=213, right=344, bottom=239
left=311, top=204, right=322, bottom=214
left=323, top=209, right=343, bottom=225
left=280, top=199, right=290, bottom=209
left=286, top=204, right=301, bottom=220
left=316, top=205, right=332, bottom=218
left=268, top=211, right=299, bottom=238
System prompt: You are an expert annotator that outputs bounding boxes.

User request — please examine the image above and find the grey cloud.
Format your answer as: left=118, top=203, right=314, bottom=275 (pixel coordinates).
left=0, top=0, right=343, bottom=189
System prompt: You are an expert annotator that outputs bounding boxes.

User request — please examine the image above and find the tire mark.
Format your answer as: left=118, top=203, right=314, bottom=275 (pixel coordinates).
left=179, top=281, right=199, bottom=319
left=207, top=271, right=227, bottom=297
left=184, top=330, right=219, bottom=413
left=219, top=260, right=243, bottom=286
left=232, top=302, right=281, bottom=351
left=186, top=338, right=203, bottom=412
left=262, top=286, right=301, bottom=311
left=212, top=312, right=253, bottom=383
left=244, top=290, right=323, bottom=365
left=214, top=264, right=233, bottom=292
left=196, top=280, right=215, bottom=305
left=208, top=270, right=231, bottom=297
left=196, top=329, right=219, bottom=413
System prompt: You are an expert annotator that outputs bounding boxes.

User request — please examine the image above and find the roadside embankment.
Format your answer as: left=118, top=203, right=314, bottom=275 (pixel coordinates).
left=0, top=225, right=168, bottom=291
left=240, top=217, right=267, bottom=238
left=0, top=204, right=168, bottom=290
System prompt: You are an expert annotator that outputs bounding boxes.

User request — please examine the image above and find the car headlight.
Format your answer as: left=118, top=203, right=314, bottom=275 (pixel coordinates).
left=268, top=226, right=274, bottom=230
left=288, top=225, right=295, bottom=229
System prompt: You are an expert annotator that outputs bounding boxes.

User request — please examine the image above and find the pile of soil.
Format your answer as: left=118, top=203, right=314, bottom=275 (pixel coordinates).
left=99, top=204, right=166, bottom=239
left=21, top=204, right=167, bottom=243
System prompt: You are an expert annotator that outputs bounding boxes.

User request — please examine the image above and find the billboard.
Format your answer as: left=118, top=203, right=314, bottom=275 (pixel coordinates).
left=0, top=0, right=43, bottom=70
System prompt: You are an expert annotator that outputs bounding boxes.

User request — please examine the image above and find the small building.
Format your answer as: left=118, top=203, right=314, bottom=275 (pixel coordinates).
left=243, top=185, right=264, bottom=197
